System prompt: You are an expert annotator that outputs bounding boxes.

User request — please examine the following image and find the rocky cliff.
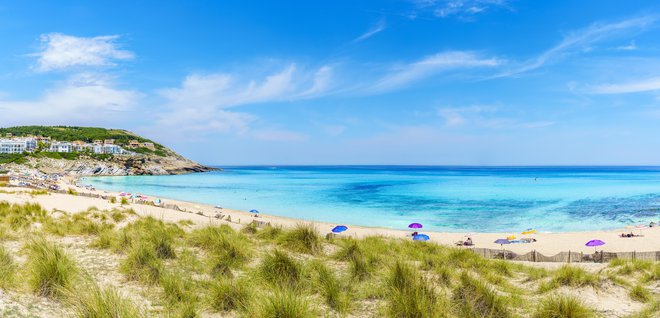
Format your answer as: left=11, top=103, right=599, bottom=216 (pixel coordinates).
left=4, top=154, right=216, bottom=176
left=0, top=126, right=217, bottom=176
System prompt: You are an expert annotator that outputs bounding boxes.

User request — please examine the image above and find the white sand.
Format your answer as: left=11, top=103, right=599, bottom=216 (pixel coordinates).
left=2, top=182, right=659, bottom=256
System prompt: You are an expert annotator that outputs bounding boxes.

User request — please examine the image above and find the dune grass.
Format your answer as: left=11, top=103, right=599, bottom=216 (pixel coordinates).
left=67, top=282, right=145, bottom=318
left=26, top=238, right=78, bottom=298
left=0, top=246, right=16, bottom=289
left=452, top=272, right=512, bottom=318
left=249, top=290, right=314, bottom=318
left=533, top=295, right=595, bottom=318
left=189, top=225, right=251, bottom=276
left=309, top=260, right=351, bottom=313
left=256, top=224, right=284, bottom=241
left=278, top=224, right=322, bottom=255
left=207, top=277, right=253, bottom=312
left=258, top=249, right=304, bottom=289
left=0, top=201, right=48, bottom=230
left=539, top=265, right=600, bottom=293
left=0, top=199, right=652, bottom=317
left=386, top=260, right=448, bottom=317
left=120, top=242, right=163, bottom=284
left=160, top=271, right=199, bottom=306
left=629, top=284, right=652, bottom=303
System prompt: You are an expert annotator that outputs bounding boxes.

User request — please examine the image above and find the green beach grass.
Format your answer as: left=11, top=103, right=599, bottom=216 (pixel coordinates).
left=0, top=200, right=656, bottom=317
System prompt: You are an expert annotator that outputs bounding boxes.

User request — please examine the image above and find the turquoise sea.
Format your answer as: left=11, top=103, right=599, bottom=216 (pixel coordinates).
left=84, top=166, right=660, bottom=233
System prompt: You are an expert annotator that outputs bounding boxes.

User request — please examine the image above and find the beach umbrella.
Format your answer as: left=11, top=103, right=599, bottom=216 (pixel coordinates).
left=494, top=239, right=511, bottom=259
left=507, top=234, right=516, bottom=240
left=408, top=223, right=423, bottom=229
left=494, top=239, right=511, bottom=246
left=522, top=228, right=537, bottom=235
left=332, top=225, right=348, bottom=233
left=250, top=209, right=259, bottom=214
left=585, top=239, right=605, bottom=260
left=635, top=224, right=647, bottom=235
left=413, top=234, right=430, bottom=241
left=585, top=239, right=605, bottom=247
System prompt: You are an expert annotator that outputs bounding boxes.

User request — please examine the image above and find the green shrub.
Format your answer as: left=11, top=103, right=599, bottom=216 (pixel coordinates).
left=241, top=222, right=258, bottom=234
left=253, top=291, right=314, bottom=318
left=629, top=285, right=652, bottom=303
left=160, top=271, right=198, bottom=305
left=109, top=196, right=117, bottom=204
left=208, top=278, right=252, bottom=312
left=533, top=295, right=594, bottom=318
left=540, top=266, right=600, bottom=292
left=310, top=261, right=350, bottom=313
left=120, top=197, right=129, bottom=205
left=190, top=225, right=251, bottom=275
left=279, top=224, right=322, bottom=255
left=118, top=217, right=181, bottom=259
left=0, top=202, right=48, bottom=229
left=452, top=273, right=511, bottom=318
left=0, top=246, right=16, bottom=289
left=256, top=224, right=283, bottom=241
left=67, top=282, right=145, bottom=318
left=258, top=249, right=304, bottom=289
left=26, top=238, right=78, bottom=298
left=386, top=260, right=448, bottom=318
left=120, top=242, right=162, bottom=284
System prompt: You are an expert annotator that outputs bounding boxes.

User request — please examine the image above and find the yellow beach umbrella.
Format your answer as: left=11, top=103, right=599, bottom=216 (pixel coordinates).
left=522, top=228, right=537, bottom=235
left=506, top=234, right=516, bottom=240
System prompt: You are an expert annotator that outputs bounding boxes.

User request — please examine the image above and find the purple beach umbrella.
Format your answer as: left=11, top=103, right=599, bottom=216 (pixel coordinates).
left=585, top=239, right=605, bottom=247
left=408, top=223, right=423, bottom=229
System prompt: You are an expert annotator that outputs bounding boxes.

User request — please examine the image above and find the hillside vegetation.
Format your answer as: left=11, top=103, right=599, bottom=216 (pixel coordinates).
left=0, top=126, right=164, bottom=149
left=0, top=126, right=212, bottom=175
left=0, top=195, right=657, bottom=317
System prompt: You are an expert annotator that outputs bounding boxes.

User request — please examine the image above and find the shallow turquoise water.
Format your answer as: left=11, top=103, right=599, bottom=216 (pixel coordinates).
left=84, top=166, right=660, bottom=232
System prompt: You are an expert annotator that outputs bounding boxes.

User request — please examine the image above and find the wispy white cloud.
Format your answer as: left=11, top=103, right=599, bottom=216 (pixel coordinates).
left=588, top=77, right=660, bottom=94
left=366, top=51, right=501, bottom=93
left=250, top=129, right=308, bottom=142
left=616, top=40, right=638, bottom=51
left=0, top=73, right=140, bottom=126
left=498, top=16, right=657, bottom=77
left=353, top=20, right=386, bottom=43
left=33, top=33, right=134, bottom=72
left=411, top=0, right=511, bottom=20
left=437, top=105, right=555, bottom=129
left=154, top=64, right=333, bottom=137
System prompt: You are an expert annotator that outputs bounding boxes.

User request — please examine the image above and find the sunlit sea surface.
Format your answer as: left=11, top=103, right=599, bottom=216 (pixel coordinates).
left=85, top=166, right=660, bottom=232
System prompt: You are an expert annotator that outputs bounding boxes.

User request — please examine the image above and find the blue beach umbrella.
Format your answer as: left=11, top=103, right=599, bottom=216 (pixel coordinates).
left=332, top=225, right=348, bottom=233
left=494, top=239, right=511, bottom=246
left=250, top=209, right=259, bottom=213
left=494, top=238, right=511, bottom=259
left=413, top=234, right=430, bottom=241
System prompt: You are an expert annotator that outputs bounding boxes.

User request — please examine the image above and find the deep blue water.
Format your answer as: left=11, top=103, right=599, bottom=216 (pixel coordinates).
left=84, top=166, right=660, bottom=232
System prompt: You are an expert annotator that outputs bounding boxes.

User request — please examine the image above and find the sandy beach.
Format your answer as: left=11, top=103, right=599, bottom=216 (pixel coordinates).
left=2, top=178, right=658, bottom=256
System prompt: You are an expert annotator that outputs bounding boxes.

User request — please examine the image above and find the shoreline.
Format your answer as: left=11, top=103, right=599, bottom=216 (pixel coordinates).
left=1, top=175, right=658, bottom=256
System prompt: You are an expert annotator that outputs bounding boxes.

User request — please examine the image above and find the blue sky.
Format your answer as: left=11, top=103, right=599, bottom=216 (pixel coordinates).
left=2, top=1, right=660, bottom=165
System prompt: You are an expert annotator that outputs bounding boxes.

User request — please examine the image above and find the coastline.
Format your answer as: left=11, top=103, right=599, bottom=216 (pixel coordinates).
left=2, top=175, right=658, bottom=256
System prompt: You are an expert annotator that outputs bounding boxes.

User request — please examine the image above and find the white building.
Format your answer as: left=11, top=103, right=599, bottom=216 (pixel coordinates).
left=0, top=136, right=134, bottom=156
left=92, top=144, right=104, bottom=154
left=49, top=142, right=72, bottom=153
left=102, top=144, right=123, bottom=154
left=0, top=139, right=28, bottom=154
